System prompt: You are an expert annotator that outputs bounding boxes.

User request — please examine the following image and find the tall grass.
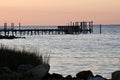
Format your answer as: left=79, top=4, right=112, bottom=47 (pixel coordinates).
left=0, top=45, right=50, bottom=70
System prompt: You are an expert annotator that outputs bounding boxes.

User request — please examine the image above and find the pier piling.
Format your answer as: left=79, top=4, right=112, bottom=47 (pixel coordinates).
left=100, top=24, right=102, bottom=34
left=4, top=23, right=7, bottom=36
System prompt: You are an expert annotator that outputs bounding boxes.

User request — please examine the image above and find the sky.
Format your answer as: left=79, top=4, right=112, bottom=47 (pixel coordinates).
left=0, top=0, right=120, bottom=26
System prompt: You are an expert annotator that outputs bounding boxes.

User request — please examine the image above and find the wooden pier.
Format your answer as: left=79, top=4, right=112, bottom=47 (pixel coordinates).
left=0, top=21, right=93, bottom=36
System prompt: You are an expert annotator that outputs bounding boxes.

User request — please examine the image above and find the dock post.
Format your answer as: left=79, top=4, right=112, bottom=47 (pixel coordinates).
left=70, top=21, right=72, bottom=26
left=73, top=22, right=74, bottom=26
left=89, top=21, right=93, bottom=33
left=4, top=23, right=7, bottom=36
left=91, top=21, right=93, bottom=32
left=19, top=22, right=21, bottom=35
left=11, top=23, right=14, bottom=36
left=100, top=24, right=102, bottom=34
left=19, top=22, right=21, bottom=30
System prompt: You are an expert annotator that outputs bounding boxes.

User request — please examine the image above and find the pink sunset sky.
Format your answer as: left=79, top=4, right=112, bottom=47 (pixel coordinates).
left=0, top=0, right=120, bottom=26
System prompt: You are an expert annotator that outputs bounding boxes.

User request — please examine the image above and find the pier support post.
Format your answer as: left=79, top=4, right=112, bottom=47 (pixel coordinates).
left=100, top=24, right=102, bottom=34
left=19, top=22, right=21, bottom=30
left=4, top=23, right=7, bottom=36
left=11, top=23, right=14, bottom=36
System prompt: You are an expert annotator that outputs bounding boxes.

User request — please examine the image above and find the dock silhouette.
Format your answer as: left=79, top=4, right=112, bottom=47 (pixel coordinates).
left=0, top=21, right=93, bottom=36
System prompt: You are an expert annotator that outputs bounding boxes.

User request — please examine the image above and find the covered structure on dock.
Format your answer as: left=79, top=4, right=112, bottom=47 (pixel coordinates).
left=58, top=21, right=93, bottom=34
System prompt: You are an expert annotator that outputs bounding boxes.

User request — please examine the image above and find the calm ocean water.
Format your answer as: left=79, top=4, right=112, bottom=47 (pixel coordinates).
left=0, top=25, right=120, bottom=79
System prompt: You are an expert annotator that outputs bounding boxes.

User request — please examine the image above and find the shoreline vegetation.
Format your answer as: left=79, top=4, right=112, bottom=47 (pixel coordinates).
left=0, top=46, right=119, bottom=80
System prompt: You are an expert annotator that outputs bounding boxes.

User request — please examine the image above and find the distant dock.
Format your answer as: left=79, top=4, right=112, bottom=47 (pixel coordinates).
left=0, top=21, right=93, bottom=36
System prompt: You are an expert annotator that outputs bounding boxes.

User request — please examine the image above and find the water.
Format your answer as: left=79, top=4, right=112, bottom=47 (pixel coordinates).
left=0, top=25, right=120, bottom=79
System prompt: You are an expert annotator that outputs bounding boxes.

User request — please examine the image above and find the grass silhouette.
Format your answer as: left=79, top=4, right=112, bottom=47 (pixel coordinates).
left=0, top=45, right=49, bottom=71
